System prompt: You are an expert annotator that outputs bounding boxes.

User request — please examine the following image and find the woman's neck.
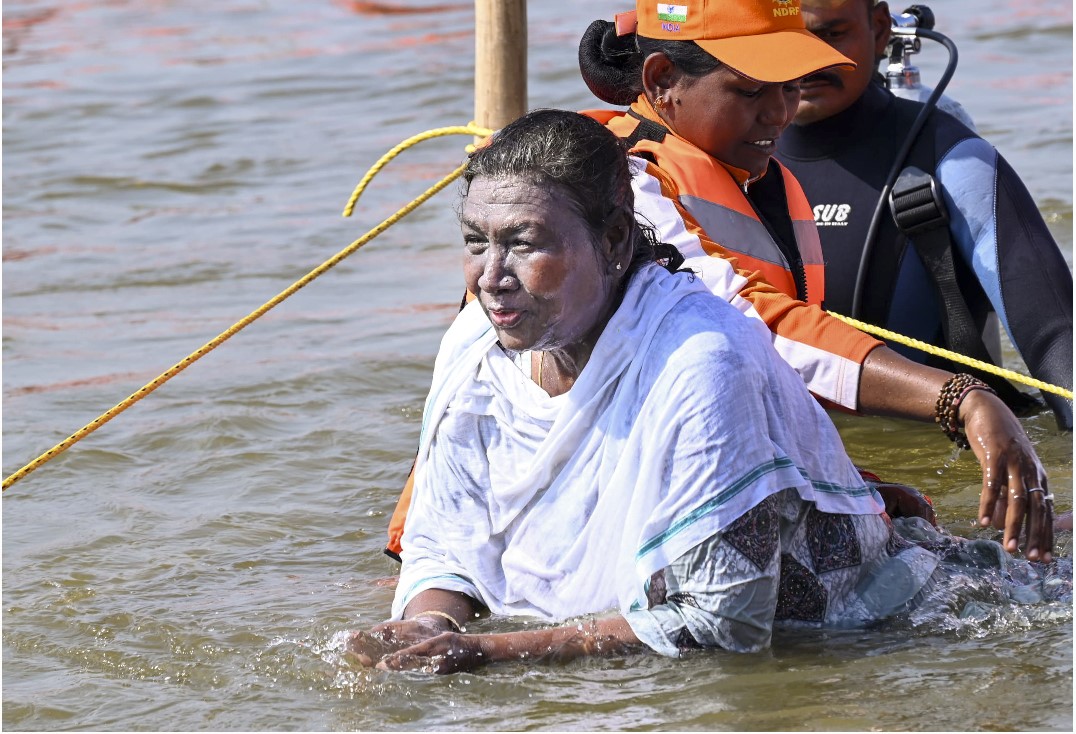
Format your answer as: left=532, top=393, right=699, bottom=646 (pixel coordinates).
left=534, top=287, right=626, bottom=396
left=535, top=350, right=578, bottom=396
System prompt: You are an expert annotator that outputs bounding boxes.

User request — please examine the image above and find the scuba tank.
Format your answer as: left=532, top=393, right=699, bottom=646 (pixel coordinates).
left=885, top=5, right=976, bottom=131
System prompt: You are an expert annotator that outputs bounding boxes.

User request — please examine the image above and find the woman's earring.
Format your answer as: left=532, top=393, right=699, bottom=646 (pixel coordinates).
left=653, top=96, right=666, bottom=110
left=616, top=262, right=622, bottom=271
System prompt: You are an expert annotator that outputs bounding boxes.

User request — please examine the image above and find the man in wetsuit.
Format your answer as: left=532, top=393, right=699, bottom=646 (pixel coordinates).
left=775, top=0, right=1073, bottom=428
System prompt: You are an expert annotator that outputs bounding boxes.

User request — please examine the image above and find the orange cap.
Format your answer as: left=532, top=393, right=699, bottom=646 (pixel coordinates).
left=620, top=0, right=855, bottom=83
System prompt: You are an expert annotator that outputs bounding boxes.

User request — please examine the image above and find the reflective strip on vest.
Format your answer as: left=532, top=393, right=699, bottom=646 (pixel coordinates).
left=681, top=195, right=790, bottom=268
left=792, top=219, right=825, bottom=267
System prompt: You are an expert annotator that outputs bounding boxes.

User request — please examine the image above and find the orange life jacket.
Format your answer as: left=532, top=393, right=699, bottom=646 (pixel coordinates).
left=585, top=106, right=826, bottom=306
left=387, top=467, right=413, bottom=559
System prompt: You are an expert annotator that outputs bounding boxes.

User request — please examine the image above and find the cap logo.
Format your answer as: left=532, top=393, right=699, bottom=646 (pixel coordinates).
left=772, top=0, right=799, bottom=17
left=657, top=4, right=688, bottom=22
left=632, top=0, right=852, bottom=83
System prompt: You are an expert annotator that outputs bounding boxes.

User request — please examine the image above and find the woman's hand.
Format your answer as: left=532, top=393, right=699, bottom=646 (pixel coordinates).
left=376, top=631, right=489, bottom=675
left=876, top=482, right=937, bottom=526
left=345, top=617, right=451, bottom=667
left=348, top=589, right=480, bottom=666
left=960, top=389, right=1054, bottom=562
left=373, top=616, right=641, bottom=674
left=858, top=349, right=1055, bottom=562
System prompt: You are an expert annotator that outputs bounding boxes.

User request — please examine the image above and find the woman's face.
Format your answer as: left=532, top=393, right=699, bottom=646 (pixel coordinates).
left=662, top=64, right=801, bottom=177
left=461, top=176, right=623, bottom=356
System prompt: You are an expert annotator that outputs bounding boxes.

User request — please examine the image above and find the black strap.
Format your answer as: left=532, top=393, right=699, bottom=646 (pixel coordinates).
left=890, top=168, right=987, bottom=357
left=624, top=109, right=667, bottom=148
left=890, top=167, right=1039, bottom=410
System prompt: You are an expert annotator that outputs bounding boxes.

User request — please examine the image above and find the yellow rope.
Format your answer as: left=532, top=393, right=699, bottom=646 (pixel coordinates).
left=3, top=123, right=495, bottom=492
left=342, top=124, right=493, bottom=217
left=828, top=312, right=1073, bottom=400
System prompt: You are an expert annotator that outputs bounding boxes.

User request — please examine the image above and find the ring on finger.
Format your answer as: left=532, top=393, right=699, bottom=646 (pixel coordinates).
left=1027, top=487, right=1046, bottom=495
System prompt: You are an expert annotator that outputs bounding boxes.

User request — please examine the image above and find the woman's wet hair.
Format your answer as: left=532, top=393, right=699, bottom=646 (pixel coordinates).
left=463, top=108, right=683, bottom=276
left=577, top=19, right=722, bottom=105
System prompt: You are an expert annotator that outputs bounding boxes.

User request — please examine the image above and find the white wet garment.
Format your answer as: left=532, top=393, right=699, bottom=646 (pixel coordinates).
left=392, top=263, right=884, bottom=622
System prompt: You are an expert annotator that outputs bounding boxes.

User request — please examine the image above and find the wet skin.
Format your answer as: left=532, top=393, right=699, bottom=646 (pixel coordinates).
left=460, top=176, right=630, bottom=383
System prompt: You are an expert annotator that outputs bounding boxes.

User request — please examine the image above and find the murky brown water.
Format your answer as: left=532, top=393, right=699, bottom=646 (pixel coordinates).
left=3, top=0, right=1071, bottom=730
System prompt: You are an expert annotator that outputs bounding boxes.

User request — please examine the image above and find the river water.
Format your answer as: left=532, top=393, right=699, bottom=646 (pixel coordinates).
left=2, top=0, right=1071, bottom=730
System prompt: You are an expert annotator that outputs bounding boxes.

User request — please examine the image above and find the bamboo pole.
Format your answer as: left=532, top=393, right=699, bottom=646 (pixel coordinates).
left=474, top=0, right=527, bottom=142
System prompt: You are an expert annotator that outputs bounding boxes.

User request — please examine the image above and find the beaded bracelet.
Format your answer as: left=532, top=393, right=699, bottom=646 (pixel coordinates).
left=934, top=373, right=996, bottom=450
left=411, top=609, right=463, bottom=632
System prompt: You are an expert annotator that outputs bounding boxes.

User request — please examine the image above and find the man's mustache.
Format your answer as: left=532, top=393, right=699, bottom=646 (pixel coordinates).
left=801, top=71, right=844, bottom=88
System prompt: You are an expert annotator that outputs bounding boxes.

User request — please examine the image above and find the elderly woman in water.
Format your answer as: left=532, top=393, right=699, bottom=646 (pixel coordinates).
left=348, top=110, right=1066, bottom=674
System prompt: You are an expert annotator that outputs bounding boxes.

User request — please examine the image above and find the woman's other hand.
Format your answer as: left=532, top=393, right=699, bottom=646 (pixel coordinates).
left=875, top=482, right=937, bottom=526
left=373, top=616, right=641, bottom=674
left=345, top=617, right=453, bottom=667
left=375, top=632, right=489, bottom=675
left=960, top=388, right=1054, bottom=562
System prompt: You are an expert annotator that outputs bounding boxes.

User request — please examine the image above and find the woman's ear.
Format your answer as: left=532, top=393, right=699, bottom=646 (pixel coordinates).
left=641, top=52, right=677, bottom=107
left=601, top=207, right=635, bottom=273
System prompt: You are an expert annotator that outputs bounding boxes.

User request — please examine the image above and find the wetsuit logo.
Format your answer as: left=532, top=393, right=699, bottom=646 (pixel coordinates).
left=813, top=203, right=851, bottom=226
left=773, top=0, right=799, bottom=17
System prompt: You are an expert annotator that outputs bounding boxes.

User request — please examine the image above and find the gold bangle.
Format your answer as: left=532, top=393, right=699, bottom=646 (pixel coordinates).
left=411, top=610, right=462, bottom=632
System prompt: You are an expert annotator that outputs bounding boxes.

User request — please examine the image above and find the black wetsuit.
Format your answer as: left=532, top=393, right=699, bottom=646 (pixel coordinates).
left=777, top=82, right=1073, bottom=427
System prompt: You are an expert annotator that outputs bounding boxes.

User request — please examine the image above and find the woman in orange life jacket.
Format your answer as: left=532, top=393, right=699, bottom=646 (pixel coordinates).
left=565, top=0, right=1055, bottom=558
left=386, top=0, right=1055, bottom=563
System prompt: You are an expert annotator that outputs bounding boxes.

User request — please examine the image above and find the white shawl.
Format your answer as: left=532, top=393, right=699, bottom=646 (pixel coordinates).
left=392, top=264, right=883, bottom=622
